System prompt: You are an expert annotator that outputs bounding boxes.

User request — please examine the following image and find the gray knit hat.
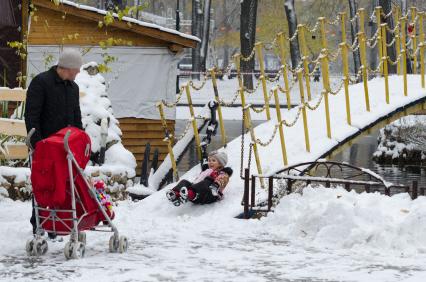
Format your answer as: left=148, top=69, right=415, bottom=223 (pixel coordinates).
left=209, top=150, right=228, bottom=166
left=58, top=48, right=83, bottom=69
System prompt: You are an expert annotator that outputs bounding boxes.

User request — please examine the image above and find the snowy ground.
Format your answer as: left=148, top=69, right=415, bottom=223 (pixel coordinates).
left=2, top=75, right=426, bottom=281
left=2, top=187, right=426, bottom=281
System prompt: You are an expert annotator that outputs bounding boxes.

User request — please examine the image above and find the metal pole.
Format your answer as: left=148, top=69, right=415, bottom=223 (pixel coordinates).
left=157, top=103, right=178, bottom=181
left=298, top=24, right=312, bottom=101
left=358, top=32, right=371, bottom=111
left=273, top=87, right=288, bottom=166
left=255, top=42, right=271, bottom=120
left=185, top=84, right=202, bottom=161
left=419, top=12, right=425, bottom=88
left=411, top=7, right=417, bottom=74
left=243, top=168, right=249, bottom=219
left=381, top=23, right=390, bottom=104
left=297, top=70, right=310, bottom=152
left=401, top=17, right=408, bottom=96
left=395, top=7, right=401, bottom=74
left=210, top=68, right=227, bottom=147
left=340, top=42, right=351, bottom=125
left=176, top=0, right=180, bottom=31
left=375, top=6, right=383, bottom=75
left=240, top=87, right=264, bottom=188
left=277, top=32, right=291, bottom=110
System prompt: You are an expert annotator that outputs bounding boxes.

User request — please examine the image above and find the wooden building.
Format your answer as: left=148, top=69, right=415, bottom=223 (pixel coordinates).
left=25, top=0, right=199, bottom=172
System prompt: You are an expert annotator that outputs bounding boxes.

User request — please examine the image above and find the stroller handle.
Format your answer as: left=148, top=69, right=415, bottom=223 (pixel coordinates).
left=64, top=130, right=72, bottom=153
left=26, top=128, right=36, bottom=151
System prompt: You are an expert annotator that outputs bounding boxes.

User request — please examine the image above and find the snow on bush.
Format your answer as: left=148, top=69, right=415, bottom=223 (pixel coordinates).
left=373, top=115, right=426, bottom=165
left=76, top=62, right=137, bottom=194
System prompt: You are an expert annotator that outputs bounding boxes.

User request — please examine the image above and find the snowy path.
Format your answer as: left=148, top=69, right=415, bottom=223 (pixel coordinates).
left=2, top=187, right=426, bottom=281
left=2, top=76, right=426, bottom=281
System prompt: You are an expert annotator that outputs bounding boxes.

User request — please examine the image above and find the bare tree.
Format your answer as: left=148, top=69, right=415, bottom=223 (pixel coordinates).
left=200, top=0, right=211, bottom=71
left=379, top=0, right=397, bottom=73
left=240, top=0, right=258, bottom=89
left=192, top=0, right=203, bottom=79
left=284, top=0, right=300, bottom=69
left=348, top=0, right=361, bottom=77
left=368, top=0, right=379, bottom=74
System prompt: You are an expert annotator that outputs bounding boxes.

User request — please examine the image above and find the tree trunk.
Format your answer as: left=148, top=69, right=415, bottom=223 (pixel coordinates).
left=200, top=0, right=212, bottom=71
left=368, top=0, right=378, bottom=75
left=192, top=0, right=202, bottom=79
left=379, top=0, right=397, bottom=73
left=240, top=0, right=258, bottom=89
left=400, top=0, right=412, bottom=73
left=284, top=0, right=300, bottom=69
left=348, top=0, right=361, bottom=78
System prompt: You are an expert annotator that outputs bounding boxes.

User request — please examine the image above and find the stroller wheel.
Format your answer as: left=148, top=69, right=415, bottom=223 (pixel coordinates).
left=78, top=232, right=87, bottom=245
left=25, top=239, right=34, bottom=256
left=118, top=236, right=128, bottom=253
left=64, top=242, right=72, bottom=260
left=109, top=235, right=119, bottom=253
left=71, top=242, right=85, bottom=259
left=34, top=239, right=48, bottom=256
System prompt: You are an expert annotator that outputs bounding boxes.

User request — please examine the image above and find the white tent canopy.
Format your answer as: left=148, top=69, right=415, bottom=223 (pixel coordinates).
left=27, top=46, right=178, bottom=120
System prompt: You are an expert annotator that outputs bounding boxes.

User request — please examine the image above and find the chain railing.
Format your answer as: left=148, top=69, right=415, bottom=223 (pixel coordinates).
left=157, top=4, right=426, bottom=185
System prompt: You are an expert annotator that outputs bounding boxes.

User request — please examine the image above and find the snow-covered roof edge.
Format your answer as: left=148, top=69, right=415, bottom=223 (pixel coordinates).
left=57, top=0, right=201, bottom=44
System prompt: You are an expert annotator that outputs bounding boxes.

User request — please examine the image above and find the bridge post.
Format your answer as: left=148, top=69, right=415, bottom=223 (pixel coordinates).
left=381, top=23, right=390, bottom=104
left=358, top=32, right=370, bottom=111
left=210, top=68, right=227, bottom=147
left=157, top=102, right=179, bottom=182
left=234, top=54, right=243, bottom=89
left=268, top=177, right=273, bottom=211
left=340, top=12, right=346, bottom=44
left=243, top=168, right=250, bottom=219
left=358, top=8, right=365, bottom=34
left=277, top=32, right=292, bottom=110
left=185, top=84, right=202, bottom=161
left=238, top=84, right=264, bottom=188
left=419, top=12, right=425, bottom=88
left=394, top=7, right=401, bottom=75
left=273, top=87, right=288, bottom=166
left=375, top=6, right=383, bottom=75
left=255, top=42, right=271, bottom=120
left=412, top=181, right=418, bottom=200
left=320, top=19, right=332, bottom=139
left=297, top=70, right=311, bottom=153
left=340, top=42, right=352, bottom=125
left=410, top=7, right=417, bottom=74
left=298, top=24, right=312, bottom=101
left=401, top=17, right=408, bottom=96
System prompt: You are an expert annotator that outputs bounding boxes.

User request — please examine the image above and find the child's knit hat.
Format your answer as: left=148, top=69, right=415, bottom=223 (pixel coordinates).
left=209, top=150, right=228, bottom=166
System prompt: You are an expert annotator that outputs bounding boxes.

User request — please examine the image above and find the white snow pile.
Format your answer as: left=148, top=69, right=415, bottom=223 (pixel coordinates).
left=76, top=62, right=137, bottom=192
left=262, top=186, right=426, bottom=254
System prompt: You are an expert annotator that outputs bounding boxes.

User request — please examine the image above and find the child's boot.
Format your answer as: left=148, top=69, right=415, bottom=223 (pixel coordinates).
left=166, top=190, right=181, bottom=206
left=180, top=187, right=189, bottom=203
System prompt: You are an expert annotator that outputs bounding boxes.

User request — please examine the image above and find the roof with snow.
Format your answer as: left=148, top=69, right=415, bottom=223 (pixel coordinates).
left=31, top=0, right=200, bottom=49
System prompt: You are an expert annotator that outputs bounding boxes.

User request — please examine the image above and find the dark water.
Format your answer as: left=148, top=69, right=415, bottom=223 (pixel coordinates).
left=332, top=132, right=426, bottom=188
left=175, top=120, right=425, bottom=188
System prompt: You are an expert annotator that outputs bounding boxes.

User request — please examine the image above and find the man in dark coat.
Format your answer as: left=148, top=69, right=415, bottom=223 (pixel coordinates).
left=25, top=48, right=84, bottom=236
left=25, top=48, right=83, bottom=148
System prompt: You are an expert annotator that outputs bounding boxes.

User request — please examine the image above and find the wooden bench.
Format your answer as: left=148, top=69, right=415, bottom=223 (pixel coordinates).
left=0, top=88, right=85, bottom=159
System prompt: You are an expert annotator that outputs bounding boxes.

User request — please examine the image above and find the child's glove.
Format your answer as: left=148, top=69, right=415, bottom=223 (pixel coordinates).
left=209, top=182, right=220, bottom=197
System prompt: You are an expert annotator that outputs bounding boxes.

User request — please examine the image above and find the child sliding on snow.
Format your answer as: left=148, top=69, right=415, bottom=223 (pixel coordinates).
left=166, top=151, right=233, bottom=206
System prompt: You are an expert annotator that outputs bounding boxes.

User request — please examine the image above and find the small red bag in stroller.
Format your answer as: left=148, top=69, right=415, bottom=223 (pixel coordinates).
left=31, top=127, right=105, bottom=234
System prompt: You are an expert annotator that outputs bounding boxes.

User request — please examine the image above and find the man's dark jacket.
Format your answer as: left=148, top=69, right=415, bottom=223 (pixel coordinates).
left=25, top=66, right=83, bottom=148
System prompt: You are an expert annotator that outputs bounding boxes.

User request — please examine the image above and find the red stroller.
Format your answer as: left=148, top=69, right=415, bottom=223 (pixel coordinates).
left=26, top=127, right=128, bottom=259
